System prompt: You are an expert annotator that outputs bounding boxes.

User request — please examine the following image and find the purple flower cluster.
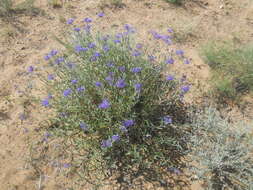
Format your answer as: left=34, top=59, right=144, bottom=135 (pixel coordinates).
left=48, top=74, right=54, bottom=80
left=98, top=99, right=110, bottom=109
left=165, top=57, right=174, bottom=64
left=97, top=12, right=105, bottom=17
left=63, top=88, right=72, bottom=97
left=131, top=67, right=142, bottom=73
left=88, top=42, right=96, bottom=49
left=75, top=45, right=88, bottom=53
left=123, top=119, right=134, bottom=127
left=132, top=50, right=141, bottom=57
left=118, top=66, right=125, bottom=72
left=44, top=50, right=58, bottom=61
left=150, top=31, right=172, bottom=45
left=83, top=17, right=92, bottom=23
left=66, top=18, right=74, bottom=24
left=28, top=66, right=34, bottom=73
left=55, top=57, right=64, bottom=65
left=77, top=86, right=85, bottom=93
left=42, top=98, right=50, bottom=107
left=80, top=122, right=88, bottom=131
left=74, top=27, right=81, bottom=32
left=101, top=139, right=112, bottom=148
left=95, top=81, right=102, bottom=87
left=115, top=79, right=126, bottom=88
left=181, top=85, right=190, bottom=93
left=166, top=75, right=174, bottom=81
left=134, top=83, right=142, bottom=92
left=101, top=134, right=120, bottom=148
left=163, top=116, right=172, bottom=125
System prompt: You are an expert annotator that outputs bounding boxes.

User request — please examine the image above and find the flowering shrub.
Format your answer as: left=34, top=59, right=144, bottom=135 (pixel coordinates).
left=187, top=108, right=253, bottom=190
left=38, top=16, right=193, bottom=188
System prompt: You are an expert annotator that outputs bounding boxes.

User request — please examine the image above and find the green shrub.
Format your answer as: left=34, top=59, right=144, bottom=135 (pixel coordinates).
left=188, top=108, right=253, bottom=190
left=38, top=20, right=191, bottom=188
left=202, top=42, right=253, bottom=103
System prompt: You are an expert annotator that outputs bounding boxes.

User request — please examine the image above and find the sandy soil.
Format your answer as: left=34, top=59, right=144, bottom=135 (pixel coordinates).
left=0, top=0, right=253, bottom=189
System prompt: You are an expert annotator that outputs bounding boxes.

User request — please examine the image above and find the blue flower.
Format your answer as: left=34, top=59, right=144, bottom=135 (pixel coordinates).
left=114, top=39, right=121, bottom=44
left=103, top=45, right=110, bottom=52
left=176, top=49, right=184, bottom=56
left=148, top=55, right=156, bottom=62
left=63, top=88, right=72, bottom=97
left=83, top=17, right=92, bottom=23
left=74, top=27, right=80, bottom=32
left=118, top=66, right=125, bottom=72
left=163, top=116, right=172, bottom=124
left=184, top=59, right=190, bottom=64
left=163, top=39, right=172, bottom=45
left=50, top=50, right=58, bottom=56
left=136, top=43, right=143, bottom=49
left=47, top=74, right=54, bottom=80
left=134, top=83, right=142, bottom=92
left=67, top=62, right=75, bottom=69
left=119, top=126, right=128, bottom=132
left=71, top=79, right=78, bottom=84
left=124, top=24, right=135, bottom=33
left=77, top=86, right=85, bottom=92
left=167, top=28, right=173, bottom=33
left=115, top=79, right=126, bottom=88
left=66, top=18, right=74, bottom=24
left=95, top=81, right=102, bottom=87
left=131, top=67, right=142, bottom=73
left=41, top=98, right=49, bottom=107
left=101, top=139, right=112, bottom=148
left=19, top=113, right=26, bottom=121
left=88, top=42, right=96, bottom=48
left=181, top=85, right=190, bottom=93
left=123, top=119, right=134, bottom=127
left=80, top=122, right=88, bottom=131
left=115, top=33, right=123, bottom=39
left=44, top=54, right=51, bottom=61
left=112, top=134, right=120, bottom=142
left=48, top=94, right=53, bottom=99
left=94, top=52, right=101, bottom=57
left=98, top=99, right=110, bottom=109
left=28, top=66, right=34, bottom=72
left=97, top=12, right=105, bottom=17
left=106, top=62, right=114, bottom=67
left=55, top=57, right=64, bottom=64
left=150, top=31, right=163, bottom=40
left=166, top=75, right=174, bottom=81
left=132, top=50, right=141, bottom=57
left=166, top=57, right=174, bottom=64
left=75, top=45, right=88, bottom=53
left=105, top=75, right=114, bottom=85
left=63, top=163, right=71, bottom=168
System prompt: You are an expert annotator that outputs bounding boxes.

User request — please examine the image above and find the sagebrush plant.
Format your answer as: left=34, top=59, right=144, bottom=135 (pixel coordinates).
left=202, top=42, right=253, bottom=103
left=37, top=15, right=192, bottom=188
left=188, top=108, right=253, bottom=190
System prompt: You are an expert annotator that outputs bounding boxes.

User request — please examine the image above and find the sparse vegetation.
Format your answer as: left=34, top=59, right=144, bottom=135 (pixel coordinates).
left=48, top=0, right=62, bottom=8
left=99, top=0, right=125, bottom=9
left=202, top=42, right=253, bottom=103
left=165, top=0, right=184, bottom=5
left=0, top=0, right=41, bottom=20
